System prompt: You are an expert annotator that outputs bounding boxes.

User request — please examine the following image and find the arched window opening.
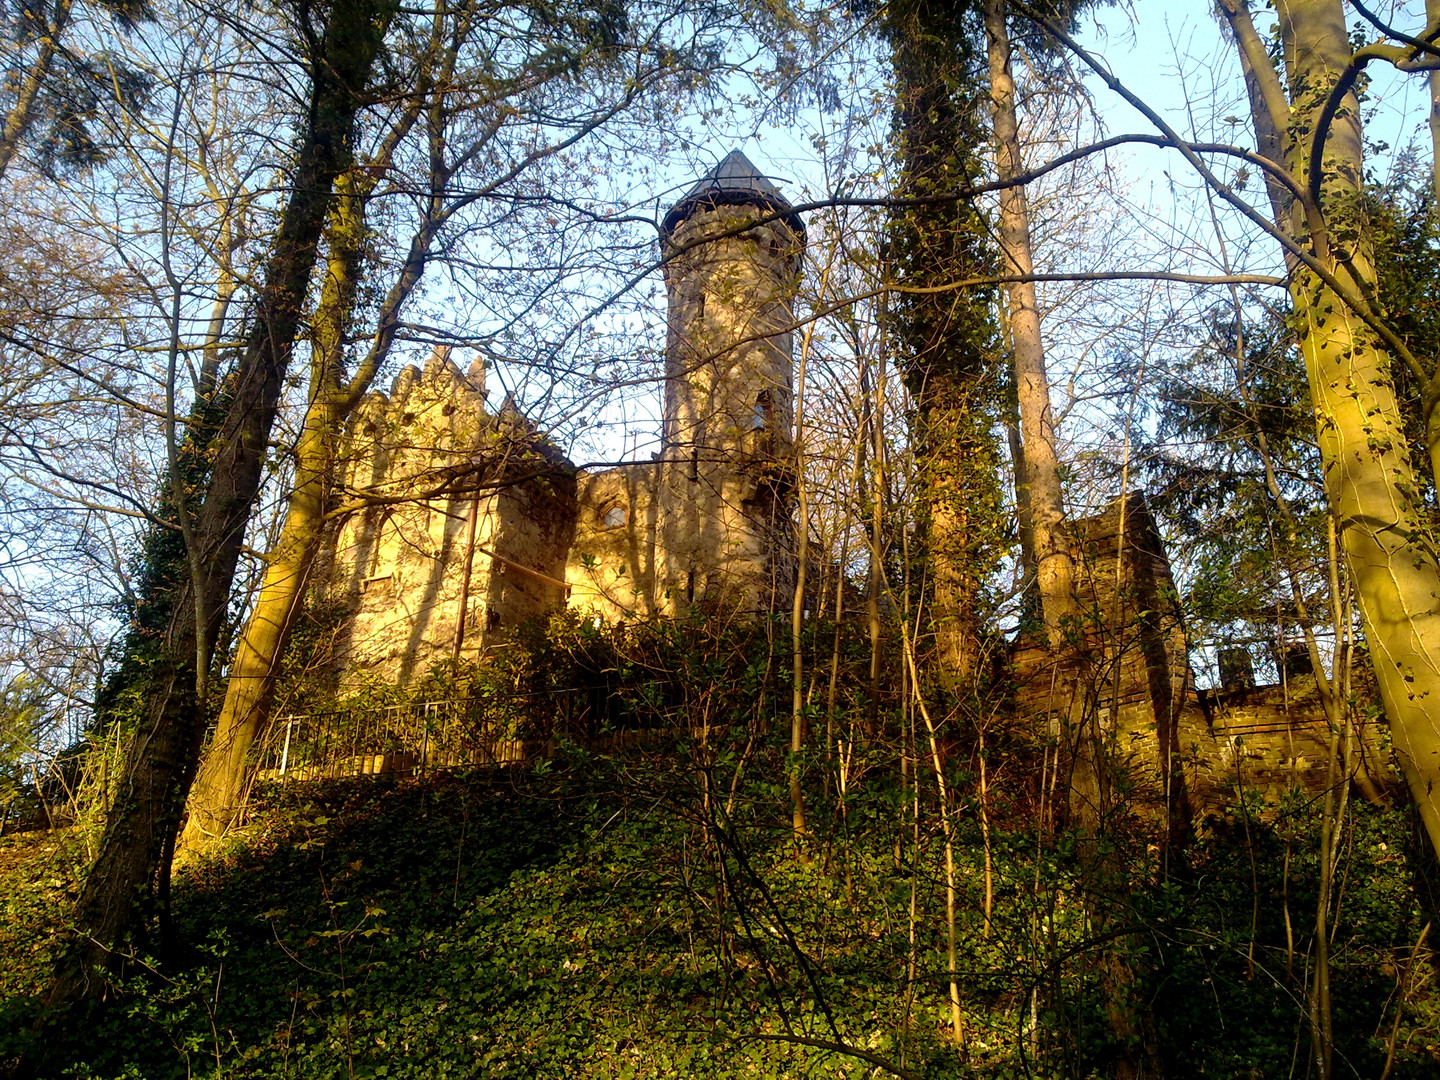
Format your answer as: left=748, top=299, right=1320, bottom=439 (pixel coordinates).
left=601, top=502, right=627, bottom=529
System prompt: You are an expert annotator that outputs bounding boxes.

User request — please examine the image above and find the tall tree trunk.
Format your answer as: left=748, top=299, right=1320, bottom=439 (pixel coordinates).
left=182, top=74, right=445, bottom=846
left=985, top=0, right=1114, bottom=830
left=181, top=1, right=650, bottom=841
left=1001, top=312, right=1038, bottom=607
left=858, top=342, right=885, bottom=724
left=178, top=175, right=371, bottom=848
left=1216, top=0, right=1440, bottom=860
left=789, top=299, right=814, bottom=840
left=50, top=0, right=397, bottom=1003
left=984, top=0, right=1074, bottom=640
left=883, top=0, right=1004, bottom=699
left=989, top=7, right=1159, bottom=1074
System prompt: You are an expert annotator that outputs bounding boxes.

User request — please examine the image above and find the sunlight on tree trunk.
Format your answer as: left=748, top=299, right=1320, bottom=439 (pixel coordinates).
left=1148, top=0, right=1440, bottom=866
left=50, top=0, right=398, bottom=1002
left=984, top=0, right=1074, bottom=641
left=181, top=170, right=377, bottom=850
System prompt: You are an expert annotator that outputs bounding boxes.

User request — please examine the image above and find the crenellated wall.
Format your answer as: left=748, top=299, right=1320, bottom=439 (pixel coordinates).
left=314, top=152, right=803, bottom=682
left=322, top=350, right=576, bottom=684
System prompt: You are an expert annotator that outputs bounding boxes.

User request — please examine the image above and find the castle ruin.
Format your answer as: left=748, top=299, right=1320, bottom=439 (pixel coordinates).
left=310, top=151, right=1386, bottom=817
left=318, top=150, right=802, bottom=682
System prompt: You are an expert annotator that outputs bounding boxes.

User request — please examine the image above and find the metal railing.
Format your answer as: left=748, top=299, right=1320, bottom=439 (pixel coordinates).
left=253, top=685, right=636, bottom=783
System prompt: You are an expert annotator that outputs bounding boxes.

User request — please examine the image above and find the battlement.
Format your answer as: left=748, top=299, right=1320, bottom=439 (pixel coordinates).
left=314, top=152, right=803, bottom=682
left=1010, top=494, right=1389, bottom=818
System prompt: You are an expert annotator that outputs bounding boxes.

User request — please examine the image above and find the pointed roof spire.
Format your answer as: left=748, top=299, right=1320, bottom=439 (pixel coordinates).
left=681, top=150, right=785, bottom=204
left=662, top=149, right=805, bottom=240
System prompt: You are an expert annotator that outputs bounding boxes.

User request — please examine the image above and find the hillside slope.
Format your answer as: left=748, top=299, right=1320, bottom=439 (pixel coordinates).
left=2, top=747, right=1438, bottom=1078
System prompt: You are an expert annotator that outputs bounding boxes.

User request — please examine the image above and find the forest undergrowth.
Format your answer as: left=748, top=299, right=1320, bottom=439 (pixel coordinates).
left=2, top=725, right=1439, bottom=1079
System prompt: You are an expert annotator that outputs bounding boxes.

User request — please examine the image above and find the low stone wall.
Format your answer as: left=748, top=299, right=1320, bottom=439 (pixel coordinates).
left=1183, top=682, right=1389, bottom=807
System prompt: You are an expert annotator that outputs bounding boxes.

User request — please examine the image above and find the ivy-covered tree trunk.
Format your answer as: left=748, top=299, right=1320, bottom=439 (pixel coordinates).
left=882, top=0, right=1004, bottom=696
left=1220, top=0, right=1440, bottom=871
left=177, top=177, right=368, bottom=850
left=50, top=0, right=397, bottom=1003
left=181, top=136, right=441, bottom=846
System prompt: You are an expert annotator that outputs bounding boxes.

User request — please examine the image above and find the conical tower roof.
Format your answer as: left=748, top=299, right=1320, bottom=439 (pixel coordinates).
left=662, top=149, right=805, bottom=240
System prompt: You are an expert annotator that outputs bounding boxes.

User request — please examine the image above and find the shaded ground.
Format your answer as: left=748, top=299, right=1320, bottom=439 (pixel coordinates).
left=1, top=748, right=1438, bottom=1079
left=0, top=760, right=968, bottom=1079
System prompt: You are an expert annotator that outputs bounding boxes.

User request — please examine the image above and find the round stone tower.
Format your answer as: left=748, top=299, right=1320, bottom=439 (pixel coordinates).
left=657, top=150, right=806, bottom=612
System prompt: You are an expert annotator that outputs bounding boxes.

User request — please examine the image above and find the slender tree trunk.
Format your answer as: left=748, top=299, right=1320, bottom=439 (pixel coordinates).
left=988, top=9, right=1159, bottom=1074
left=984, top=0, right=1074, bottom=641
left=180, top=168, right=372, bottom=849
left=985, top=0, right=1108, bottom=827
left=977, top=727, right=993, bottom=936
left=897, top=617, right=963, bottom=1044
left=1308, top=519, right=1351, bottom=1080
left=789, top=322, right=812, bottom=839
left=858, top=345, right=885, bottom=724
left=824, top=447, right=852, bottom=752
left=1001, top=308, right=1037, bottom=606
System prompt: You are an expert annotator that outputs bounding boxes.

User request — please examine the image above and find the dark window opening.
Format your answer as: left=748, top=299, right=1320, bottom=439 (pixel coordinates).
left=752, top=390, right=773, bottom=431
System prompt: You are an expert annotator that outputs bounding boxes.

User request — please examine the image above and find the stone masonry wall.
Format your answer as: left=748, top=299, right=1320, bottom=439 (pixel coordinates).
left=313, top=154, right=804, bottom=680
left=1011, top=494, right=1195, bottom=818
left=567, top=464, right=665, bottom=621
left=323, top=350, right=576, bottom=685
left=657, top=197, right=800, bottom=615
left=1010, top=494, right=1387, bottom=818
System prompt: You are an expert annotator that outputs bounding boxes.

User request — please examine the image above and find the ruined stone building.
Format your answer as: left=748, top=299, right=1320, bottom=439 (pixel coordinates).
left=317, top=150, right=803, bottom=683
left=1014, top=494, right=1391, bottom=818
left=310, top=151, right=1385, bottom=814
